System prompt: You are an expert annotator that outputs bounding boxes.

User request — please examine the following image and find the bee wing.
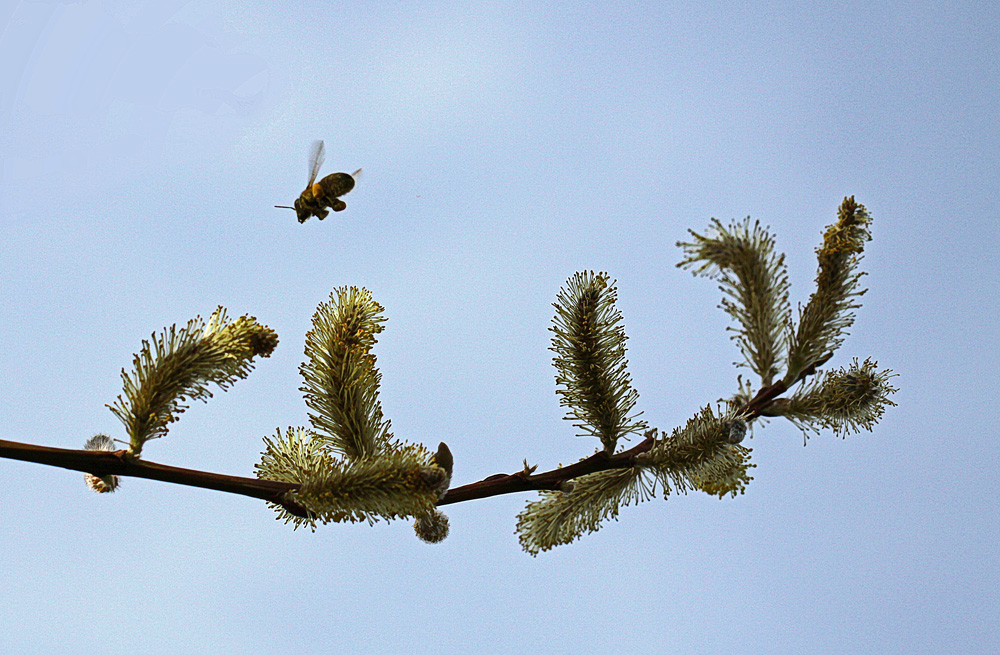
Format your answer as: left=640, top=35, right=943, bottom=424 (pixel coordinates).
left=351, top=168, right=363, bottom=184
left=306, top=140, right=326, bottom=187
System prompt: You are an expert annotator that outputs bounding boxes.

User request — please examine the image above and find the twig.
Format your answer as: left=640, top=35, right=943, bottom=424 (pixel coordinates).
left=0, top=358, right=822, bottom=513
left=0, top=439, right=306, bottom=516
left=438, top=435, right=655, bottom=505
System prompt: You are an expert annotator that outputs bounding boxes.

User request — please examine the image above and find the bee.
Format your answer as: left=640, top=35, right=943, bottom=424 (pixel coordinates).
left=276, top=140, right=361, bottom=223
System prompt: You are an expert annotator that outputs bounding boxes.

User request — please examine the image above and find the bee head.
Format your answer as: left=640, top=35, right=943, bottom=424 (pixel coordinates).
left=293, top=197, right=312, bottom=223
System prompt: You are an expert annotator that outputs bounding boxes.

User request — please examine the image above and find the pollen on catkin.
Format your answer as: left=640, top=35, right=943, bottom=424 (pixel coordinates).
left=414, top=509, right=450, bottom=543
left=83, top=434, right=120, bottom=493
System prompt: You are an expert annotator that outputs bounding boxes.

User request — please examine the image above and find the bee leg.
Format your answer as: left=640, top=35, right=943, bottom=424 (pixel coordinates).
left=316, top=209, right=330, bottom=221
left=332, top=199, right=347, bottom=212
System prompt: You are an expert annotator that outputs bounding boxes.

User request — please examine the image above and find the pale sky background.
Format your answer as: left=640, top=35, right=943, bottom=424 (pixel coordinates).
left=1, top=1, right=998, bottom=653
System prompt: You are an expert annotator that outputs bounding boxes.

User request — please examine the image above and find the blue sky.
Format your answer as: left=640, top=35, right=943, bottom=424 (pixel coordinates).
left=2, top=1, right=998, bottom=652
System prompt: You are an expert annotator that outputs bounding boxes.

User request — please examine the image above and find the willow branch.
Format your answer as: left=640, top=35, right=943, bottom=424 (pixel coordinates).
left=0, top=436, right=657, bottom=510
left=741, top=352, right=832, bottom=420
left=1, top=358, right=813, bottom=516
left=0, top=438, right=307, bottom=516
left=441, top=360, right=826, bottom=505
left=438, top=434, right=656, bottom=505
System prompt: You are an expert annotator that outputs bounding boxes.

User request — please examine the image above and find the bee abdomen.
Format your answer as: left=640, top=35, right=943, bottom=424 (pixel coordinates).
left=317, top=173, right=356, bottom=199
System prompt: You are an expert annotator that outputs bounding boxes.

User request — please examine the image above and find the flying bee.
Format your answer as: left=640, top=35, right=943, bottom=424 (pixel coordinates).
left=276, top=140, right=361, bottom=223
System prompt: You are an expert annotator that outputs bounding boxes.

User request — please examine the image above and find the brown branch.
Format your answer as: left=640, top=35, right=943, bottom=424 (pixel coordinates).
left=0, top=435, right=659, bottom=511
left=742, top=353, right=832, bottom=420
left=742, top=381, right=788, bottom=419
left=442, top=355, right=834, bottom=505
left=0, top=439, right=308, bottom=517
left=1, top=358, right=827, bottom=515
left=438, top=435, right=655, bottom=505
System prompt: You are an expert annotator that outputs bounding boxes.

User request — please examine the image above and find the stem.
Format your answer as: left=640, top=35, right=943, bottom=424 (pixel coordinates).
left=0, top=361, right=815, bottom=515
left=0, top=439, right=307, bottom=516
left=743, top=381, right=788, bottom=419
left=438, top=435, right=655, bottom=506
left=742, top=353, right=831, bottom=420
left=0, top=436, right=657, bottom=510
